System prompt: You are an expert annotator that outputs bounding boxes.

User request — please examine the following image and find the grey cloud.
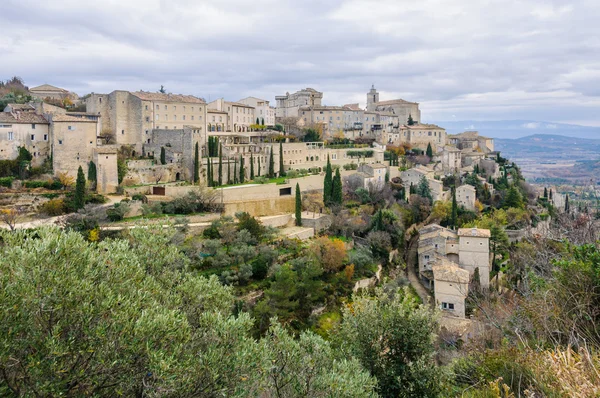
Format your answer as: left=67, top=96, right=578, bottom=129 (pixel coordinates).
left=1, top=0, right=600, bottom=126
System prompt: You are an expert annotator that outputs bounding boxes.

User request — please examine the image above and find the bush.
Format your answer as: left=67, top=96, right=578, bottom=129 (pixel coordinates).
left=0, top=176, right=14, bottom=188
left=343, top=163, right=358, bottom=170
left=23, top=179, right=62, bottom=190
left=285, top=170, right=299, bottom=179
left=86, top=194, right=108, bottom=204
left=253, top=176, right=268, bottom=184
left=131, top=193, right=148, bottom=203
left=141, top=202, right=163, bottom=217
left=106, top=203, right=130, bottom=222
left=39, top=199, right=66, bottom=216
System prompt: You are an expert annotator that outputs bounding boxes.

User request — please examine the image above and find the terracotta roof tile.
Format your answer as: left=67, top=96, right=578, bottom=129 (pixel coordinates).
left=0, top=112, right=49, bottom=124
left=131, top=91, right=206, bottom=104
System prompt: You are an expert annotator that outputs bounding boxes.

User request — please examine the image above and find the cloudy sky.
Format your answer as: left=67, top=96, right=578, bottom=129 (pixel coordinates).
left=2, top=0, right=600, bottom=126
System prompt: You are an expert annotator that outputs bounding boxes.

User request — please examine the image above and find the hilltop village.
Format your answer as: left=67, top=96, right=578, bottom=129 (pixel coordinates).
left=2, top=78, right=596, bottom=397
left=0, top=81, right=565, bottom=322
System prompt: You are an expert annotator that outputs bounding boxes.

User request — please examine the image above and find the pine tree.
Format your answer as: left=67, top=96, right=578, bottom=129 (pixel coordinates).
left=295, top=183, right=302, bottom=226
left=257, top=156, right=261, bottom=177
left=323, top=154, right=333, bottom=205
left=74, top=166, right=86, bottom=210
left=426, top=142, right=433, bottom=158
left=218, top=143, right=223, bottom=186
left=160, top=147, right=166, bottom=165
left=233, top=158, right=238, bottom=184
left=503, top=185, right=524, bottom=209
left=239, top=155, right=245, bottom=183
left=407, top=114, right=415, bottom=126
left=194, top=142, right=199, bottom=184
left=332, top=168, right=343, bottom=205
left=451, top=187, right=458, bottom=228
left=565, top=194, right=570, bottom=213
left=279, top=141, right=285, bottom=177
left=268, top=146, right=275, bottom=178
left=250, top=152, right=255, bottom=180
left=87, top=161, right=97, bottom=186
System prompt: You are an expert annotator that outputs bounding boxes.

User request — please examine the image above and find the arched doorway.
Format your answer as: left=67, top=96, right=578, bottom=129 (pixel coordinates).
left=175, top=172, right=181, bottom=181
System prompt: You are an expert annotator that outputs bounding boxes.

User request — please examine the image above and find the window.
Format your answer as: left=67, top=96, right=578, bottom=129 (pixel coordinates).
left=145, top=130, right=148, bottom=135
left=173, top=106, right=176, bottom=111
left=31, top=124, right=36, bottom=129
left=145, top=105, right=148, bottom=110
left=58, top=139, right=63, bottom=145
left=99, top=98, right=102, bottom=103
left=164, top=105, right=167, bottom=110
left=145, top=116, right=150, bottom=122
left=8, top=131, right=14, bottom=140
left=156, top=115, right=159, bottom=121
left=182, top=115, right=185, bottom=120
left=31, top=134, right=35, bottom=141
left=43, top=134, right=47, bottom=141
left=191, top=107, right=194, bottom=112
left=156, top=105, right=159, bottom=110
left=68, top=126, right=75, bottom=131
left=191, top=116, right=194, bottom=121
left=174, top=115, right=177, bottom=121
left=121, top=130, right=124, bottom=135
left=441, top=302, right=455, bottom=310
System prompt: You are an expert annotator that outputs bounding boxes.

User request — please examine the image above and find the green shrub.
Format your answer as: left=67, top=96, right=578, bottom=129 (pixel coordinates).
left=106, top=203, right=130, bottom=222
left=39, top=199, right=66, bottom=216
left=285, top=170, right=299, bottom=179
left=0, top=176, right=14, bottom=188
left=131, top=193, right=148, bottom=203
left=343, top=163, right=358, bottom=170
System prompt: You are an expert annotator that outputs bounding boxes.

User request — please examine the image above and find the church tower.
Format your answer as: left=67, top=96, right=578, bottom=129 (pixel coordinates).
left=366, top=85, right=379, bottom=112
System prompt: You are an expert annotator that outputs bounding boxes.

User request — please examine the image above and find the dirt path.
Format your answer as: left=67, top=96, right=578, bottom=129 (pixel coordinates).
left=406, top=234, right=433, bottom=307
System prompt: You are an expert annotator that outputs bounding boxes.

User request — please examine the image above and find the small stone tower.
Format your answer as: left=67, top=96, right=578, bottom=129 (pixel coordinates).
left=366, top=85, right=379, bottom=112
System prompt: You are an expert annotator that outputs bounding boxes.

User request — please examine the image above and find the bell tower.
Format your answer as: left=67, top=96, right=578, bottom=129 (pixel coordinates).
left=367, top=84, right=379, bottom=112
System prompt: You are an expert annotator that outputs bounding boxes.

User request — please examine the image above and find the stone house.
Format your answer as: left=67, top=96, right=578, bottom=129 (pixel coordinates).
left=29, top=84, right=77, bottom=102
left=86, top=90, right=207, bottom=154
left=396, top=124, right=447, bottom=151
left=207, top=99, right=255, bottom=133
left=441, top=146, right=461, bottom=173
left=433, top=260, right=470, bottom=318
left=49, top=114, right=98, bottom=177
left=348, top=163, right=388, bottom=189
left=366, top=85, right=421, bottom=124
left=456, top=184, right=476, bottom=210
left=418, top=224, right=491, bottom=318
left=400, top=167, right=446, bottom=202
left=448, top=131, right=494, bottom=153
left=0, top=111, right=50, bottom=166
left=237, top=97, right=275, bottom=126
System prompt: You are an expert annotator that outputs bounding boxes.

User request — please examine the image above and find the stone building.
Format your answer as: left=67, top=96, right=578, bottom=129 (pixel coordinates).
left=298, top=106, right=346, bottom=139
left=432, top=260, right=470, bottom=318
left=348, top=163, right=388, bottom=189
left=207, top=99, right=255, bottom=133
left=94, top=146, right=119, bottom=194
left=456, top=184, right=476, bottom=210
left=49, top=114, right=99, bottom=177
left=29, top=84, right=77, bottom=102
left=275, top=88, right=323, bottom=118
left=448, top=131, right=494, bottom=153
left=207, top=109, right=228, bottom=132
left=86, top=90, right=207, bottom=153
left=366, top=85, right=421, bottom=124
left=0, top=111, right=50, bottom=166
left=441, top=146, right=462, bottom=173
left=396, top=124, right=447, bottom=150
left=400, top=167, right=447, bottom=202
left=237, top=97, right=275, bottom=126
left=418, top=224, right=491, bottom=318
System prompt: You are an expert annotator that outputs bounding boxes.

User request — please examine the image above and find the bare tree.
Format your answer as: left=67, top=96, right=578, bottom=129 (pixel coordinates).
left=1, top=207, right=24, bottom=231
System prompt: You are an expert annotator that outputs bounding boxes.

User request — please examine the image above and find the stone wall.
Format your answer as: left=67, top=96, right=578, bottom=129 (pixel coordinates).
left=52, top=120, right=97, bottom=177
left=94, top=147, right=119, bottom=194
left=0, top=123, right=50, bottom=166
left=124, top=161, right=183, bottom=186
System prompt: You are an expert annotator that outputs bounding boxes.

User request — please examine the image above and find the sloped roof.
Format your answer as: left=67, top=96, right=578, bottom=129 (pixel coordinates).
left=433, top=261, right=470, bottom=283
left=376, top=98, right=418, bottom=106
left=0, top=112, right=48, bottom=124
left=458, top=227, right=491, bottom=238
left=51, top=114, right=97, bottom=123
left=343, top=103, right=362, bottom=111
left=131, top=91, right=206, bottom=104
left=30, top=84, right=69, bottom=93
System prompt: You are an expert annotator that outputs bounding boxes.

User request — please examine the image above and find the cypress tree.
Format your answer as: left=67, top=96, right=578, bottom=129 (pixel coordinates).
left=239, top=155, right=245, bottom=183
left=549, top=189, right=553, bottom=200
left=279, top=141, right=285, bottom=177
left=218, top=144, right=223, bottom=186
left=194, top=142, right=199, bottom=184
left=332, top=168, right=343, bottom=205
left=74, top=166, right=86, bottom=210
left=565, top=194, right=570, bottom=213
left=256, top=117, right=260, bottom=125
left=261, top=117, right=265, bottom=125
left=426, top=142, right=433, bottom=158
left=268, top=146, right=275, bottom=178
left=234, top=158, right=238, bottom=184
left=257, top=156, right=261, bottom=177
left=385, top=171, right=389, bottom=183
left=407, top=114, right=414, bottom=125
left=451, top=187, right=458, bottom=228
left=206, top=157, right=212, bottom=187
left=227, top=158, right=231, bottom=185
left=87, top=161, right=97, bottom=189
left=543, top=187, right=548, bottom=199
left=250, top=152, right=255, bottom=180
left=323, top=155, right=333, bottom=205
left=295, top=183, right=302, bottom=226
left=160, top=147, right=166, bottom=165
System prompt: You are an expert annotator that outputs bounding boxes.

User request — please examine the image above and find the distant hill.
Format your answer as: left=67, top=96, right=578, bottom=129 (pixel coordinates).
left=426, top=119, right=600, bottom=139
left=496, top=134, right=600, bottom=158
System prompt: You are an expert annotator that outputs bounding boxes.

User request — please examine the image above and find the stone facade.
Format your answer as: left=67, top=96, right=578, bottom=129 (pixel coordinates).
left=275, top=88, right=323, bottom=118
left=366, top=85, right=421, bottom=124
left=0, top=111, right=50, bottom=166
left=237, top=97, right=275, bottom=126
left=432, top=261, right=470, bottom=318
left=448, top=131, right=494, bottom=153
left=441, top=146, right=461, bottom=173
left=349, top=163, right=388, bottom=189
left=207, top=99, right=255, bottom=132
left=458, top=227, right=491, bottom=288
left=456, top=184, right=476, bottom=210
left=50, top=114, right=98, bottom=177
left=94, top=146, right=119, bottom=194
left=29, top=84, right=77, bottom=102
